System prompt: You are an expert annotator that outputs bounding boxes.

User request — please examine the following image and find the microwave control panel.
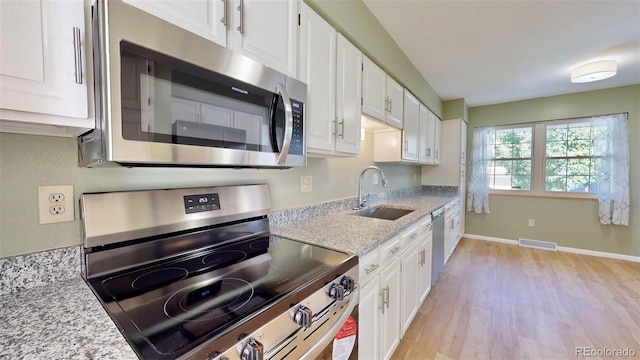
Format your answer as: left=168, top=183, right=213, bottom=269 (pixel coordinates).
left=290, top=100, right=304, bottom=155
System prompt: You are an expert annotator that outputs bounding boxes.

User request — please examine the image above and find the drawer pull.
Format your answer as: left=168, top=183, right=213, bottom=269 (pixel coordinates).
left=390, top=246, right=401, bottom=255
left=410, top=233, right=418, bottom=240
left=364, top=263, right=379, bottom=274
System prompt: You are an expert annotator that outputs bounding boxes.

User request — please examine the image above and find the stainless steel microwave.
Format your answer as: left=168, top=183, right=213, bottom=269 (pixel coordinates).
left=79, top=0, right=306, bottom=168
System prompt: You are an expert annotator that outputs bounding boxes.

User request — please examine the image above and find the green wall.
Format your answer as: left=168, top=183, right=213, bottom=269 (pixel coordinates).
left=466, top=85, right=640, bottom=256
left=443, top=98, right=468, bottom=121
left=305, top=0, right=442, bottom=117
left=0, top=131, right=419, bottom=258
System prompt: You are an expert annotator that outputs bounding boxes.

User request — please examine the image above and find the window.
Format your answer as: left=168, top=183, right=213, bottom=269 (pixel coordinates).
left=487, top=126, right=533, bottom=191
left=468, top=113, right=629, bottom=225
left=485, top=116, right=612, bottom=197
left=544, top=121, right=604, bottom=193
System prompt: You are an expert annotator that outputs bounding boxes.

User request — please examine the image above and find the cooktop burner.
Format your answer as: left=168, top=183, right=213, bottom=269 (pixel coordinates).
left=90, top=234, right=349, bottom=358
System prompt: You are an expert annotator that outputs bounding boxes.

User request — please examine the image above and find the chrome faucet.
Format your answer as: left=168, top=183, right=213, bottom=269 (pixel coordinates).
left=354, top=166, right=389, bottom=210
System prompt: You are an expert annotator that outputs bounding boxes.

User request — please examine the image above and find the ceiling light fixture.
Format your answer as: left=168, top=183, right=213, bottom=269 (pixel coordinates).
left=571, top=60, right=617, bottom=83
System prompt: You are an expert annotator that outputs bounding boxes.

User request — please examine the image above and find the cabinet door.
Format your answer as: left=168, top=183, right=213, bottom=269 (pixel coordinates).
left=385, top=77, right=404, bottom=129
left=358, top=279, right=381, bottom=360
left=380, top=257, right=402, bottom=360
left=171, top=97, right=200, bottom=123
left=362, top=56, right=386, bottom=121
left=402, top=90, right=419, bottom=161
left=418, top=104, right=429, bottom=164
left=418, top=231, right=433, bottom=304
left=433, top=115, right=442, bottom=165
left=123, top=0, right=226, bottom=47
left=0, top=0, right=87, bottom=119
left=230, top=0, right=298, bottom=77
left=400, top=241, right=420, bottom=336
left=299, top=3, right=336, bottom=153
left=335, top=34, right=362, bottom=155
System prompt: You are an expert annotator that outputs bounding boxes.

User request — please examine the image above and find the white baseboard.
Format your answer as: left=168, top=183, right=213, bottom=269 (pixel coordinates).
left=463, top=233, right=640, bottom=263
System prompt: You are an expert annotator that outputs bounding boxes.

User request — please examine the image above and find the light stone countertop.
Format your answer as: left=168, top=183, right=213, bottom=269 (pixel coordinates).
left=0, top=277, right=138, bottom=360
left=271, top=191, right=458, bottom=256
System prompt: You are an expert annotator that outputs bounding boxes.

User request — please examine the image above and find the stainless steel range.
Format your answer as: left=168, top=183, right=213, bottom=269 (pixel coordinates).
left=80, top=184, right=358, bottom=360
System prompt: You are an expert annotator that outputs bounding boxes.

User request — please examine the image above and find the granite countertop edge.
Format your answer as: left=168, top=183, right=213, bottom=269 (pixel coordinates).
left=271, top=191, right=459, bottom=256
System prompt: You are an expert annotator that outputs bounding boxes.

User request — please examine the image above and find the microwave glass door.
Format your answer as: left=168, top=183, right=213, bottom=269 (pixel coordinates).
left=119, top=42, right=296, bottom=155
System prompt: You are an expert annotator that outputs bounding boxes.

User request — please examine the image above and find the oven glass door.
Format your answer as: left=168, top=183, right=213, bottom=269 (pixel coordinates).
left=118, top=41, right=303, bottom=157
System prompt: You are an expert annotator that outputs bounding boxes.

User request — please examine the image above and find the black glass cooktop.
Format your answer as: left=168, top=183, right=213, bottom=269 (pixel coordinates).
left=90, top=235, right=349, bottom=358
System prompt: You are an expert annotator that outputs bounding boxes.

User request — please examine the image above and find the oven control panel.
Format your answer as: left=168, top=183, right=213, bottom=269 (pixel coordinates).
left=183, top=193, right=221, bottom=214
left=202, top=265, right=359, bottom=360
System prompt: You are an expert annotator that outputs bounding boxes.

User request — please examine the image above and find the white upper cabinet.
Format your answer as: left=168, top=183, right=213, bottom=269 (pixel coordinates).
left=299, top=3, right=336, bottom=153
left=300, top=4, right=361, bottom=157
left=434, top=114, right=442, bottom=164
left=126, top=0, right=298, bottom=78
left=123, top=0, right=227, bottom=47
left=418, top=104, right=430, bottom=163
left=335, top=34, right=363, bottom=155
left=362, top=57, right=386, bottom=121
left=401, top=90, right=419, bottom=161
left=0, top=0, right=91, bottom=136
left=230, top=0, right=298, bottom=78
left=385, top=77, right=404, bottom=128
left=362, top=56, right=403, bottom=129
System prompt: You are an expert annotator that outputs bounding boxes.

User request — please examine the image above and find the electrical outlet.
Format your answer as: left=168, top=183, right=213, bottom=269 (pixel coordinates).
left=528, top=219, right=535, bottom=227
left=300, top=176, right=313, bottom=193
left=38, top=185, right=74, bottom=224
left=372, top=173, right=379, bottom=185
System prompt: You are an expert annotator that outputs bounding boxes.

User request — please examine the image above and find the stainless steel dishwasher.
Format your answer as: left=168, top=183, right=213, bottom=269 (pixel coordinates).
left=431, top=207, right=445, bottom=286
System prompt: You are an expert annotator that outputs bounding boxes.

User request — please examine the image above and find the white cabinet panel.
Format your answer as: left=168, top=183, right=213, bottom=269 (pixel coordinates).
left=380, top=256, right=402, bottom=360
left=385, top=77, right=404, bottom=128
left=124, top=0, right=227, bottom=47
left=230, top=0, right=298, bottom=77
left=358, top=279, right=381, bottom=360
left=402, top=90, right=419, bottom=161
left=299, top=3, right=336, bottom=153
left=362, top=56, right=386, bottom=121
left=335, top=34, right=362, bottom=155
left=0, top=0, right=90, bottom=135
left=400, top=241, right=420, bottom=336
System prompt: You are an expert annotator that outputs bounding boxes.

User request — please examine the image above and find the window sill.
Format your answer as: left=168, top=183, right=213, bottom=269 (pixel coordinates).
left=489, top=191, right=597, bottom=201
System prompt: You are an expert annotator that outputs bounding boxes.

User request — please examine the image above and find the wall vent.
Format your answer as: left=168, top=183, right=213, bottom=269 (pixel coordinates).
left=518, top=238, right=557, bottom=251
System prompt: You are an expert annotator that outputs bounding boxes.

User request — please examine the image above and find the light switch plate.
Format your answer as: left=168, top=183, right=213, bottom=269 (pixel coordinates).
left=38, top=185, right=74, bottom=224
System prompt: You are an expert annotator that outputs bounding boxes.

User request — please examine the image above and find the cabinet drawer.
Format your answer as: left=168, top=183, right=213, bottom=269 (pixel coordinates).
left=380, top=235, right=402, bottom=265
left=400, top=224, right=419, bottom=247
left=359, top=247, right=381, bottom=285
left=418, top=216, right=432, bottom=236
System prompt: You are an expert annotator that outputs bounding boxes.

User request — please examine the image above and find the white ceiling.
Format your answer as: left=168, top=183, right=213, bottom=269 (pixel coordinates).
left=363, top=0, right=640, bottom=107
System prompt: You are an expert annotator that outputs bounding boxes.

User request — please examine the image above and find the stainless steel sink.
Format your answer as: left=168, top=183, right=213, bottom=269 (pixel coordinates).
left=352, top=205, right=415, bottom=221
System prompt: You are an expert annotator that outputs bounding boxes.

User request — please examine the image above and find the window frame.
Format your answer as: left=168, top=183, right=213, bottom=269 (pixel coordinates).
left=488, top=118, right=598, bottom=200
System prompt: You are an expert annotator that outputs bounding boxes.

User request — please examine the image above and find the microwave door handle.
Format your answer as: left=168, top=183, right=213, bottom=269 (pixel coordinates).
left=275, top=83, right=293, bottom=165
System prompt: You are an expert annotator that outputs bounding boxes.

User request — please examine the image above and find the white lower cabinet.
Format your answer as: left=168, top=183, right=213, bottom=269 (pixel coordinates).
left=417, top=217, right=433, bottom=304
left=358, top=219, right=433, bottom=360
left=400, top=240, right=420, bottom=336
left=444, top=197, right=461, bottom=264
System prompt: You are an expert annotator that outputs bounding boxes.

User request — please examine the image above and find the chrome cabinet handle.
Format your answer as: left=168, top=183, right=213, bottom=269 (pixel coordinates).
left=389, top=99, right=392, bottom=113
left=275, top=83, right=293, bottom=165
left=390, top=246, right=401, bottom=255
left=332, top=117, right=337, bottom=136
left=220, top=0, right=227, bottom=25
left=426, top=148, right=431, bottom=157
left=73, top=27, right=83, bottom=84
left=410, top=232, right=418, bottom=240
left=384, top=286, right=390, bottom=309
left=379, top=290, right=386, bottom=314
left=236, top=0, right=244, bottom=34
left=338, top=119, right=345, bottom=139
left=384, top=97, right=389, bottom=112
left=364, top=263, right=379, bottom=274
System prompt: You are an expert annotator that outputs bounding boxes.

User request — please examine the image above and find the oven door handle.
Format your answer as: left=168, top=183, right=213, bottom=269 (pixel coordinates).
left=300, top=288, right=359, bottom=360
left=275, top=83, right=293, bottom=165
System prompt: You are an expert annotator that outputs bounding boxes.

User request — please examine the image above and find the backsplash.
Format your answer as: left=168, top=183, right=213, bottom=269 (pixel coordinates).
left=0, top=185, right=458, bottom=295
left=0, top=246, right=80, bottom=296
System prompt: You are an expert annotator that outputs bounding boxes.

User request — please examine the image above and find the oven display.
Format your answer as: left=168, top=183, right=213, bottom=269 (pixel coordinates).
left=184, top=193, right=221, bottom=214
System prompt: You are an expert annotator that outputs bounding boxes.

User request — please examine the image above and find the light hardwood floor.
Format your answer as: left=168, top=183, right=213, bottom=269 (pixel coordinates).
left=392, top=238, right=640, bottom=360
